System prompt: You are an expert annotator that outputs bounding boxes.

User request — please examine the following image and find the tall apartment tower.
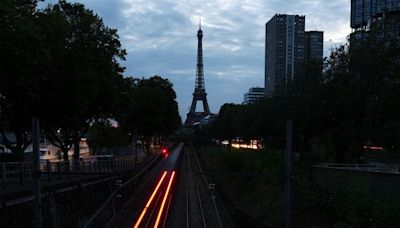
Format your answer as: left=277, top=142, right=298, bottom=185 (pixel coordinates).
left=265, top=14, right=305, bottom=96
left=350, top=0, right=400, bottom=41
left=350, top=0, right=400, bottom=63
left=305, top=31, right=324, bottom=61
left=351, top=0, right=400, bottom=29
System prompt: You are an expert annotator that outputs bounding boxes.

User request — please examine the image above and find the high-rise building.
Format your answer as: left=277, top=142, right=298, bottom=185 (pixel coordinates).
left=243, top=87, right=265, bottom=104
left=350, top=0, right=400, bottom=63
left=350, top=0, right=400, bottom=41
left=351, top=0, right=400, bottom=30
left=305, top=31, right=324, bottom=61
left=265, top=14, right=305, bottom=96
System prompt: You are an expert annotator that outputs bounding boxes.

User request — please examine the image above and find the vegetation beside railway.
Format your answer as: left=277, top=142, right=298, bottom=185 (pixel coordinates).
left=195, top=145, right=400, bottom=227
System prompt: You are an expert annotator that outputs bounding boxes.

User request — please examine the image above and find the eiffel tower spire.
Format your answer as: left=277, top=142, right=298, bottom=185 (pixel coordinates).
left=185, top=22, right=210, bottom=126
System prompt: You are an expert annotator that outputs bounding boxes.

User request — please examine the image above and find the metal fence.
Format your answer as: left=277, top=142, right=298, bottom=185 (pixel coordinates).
left=83, top=155, right=161, bottom=228
left=0, top=158, right=143, bottom=190
left=314, top=162, right=400, bottom=173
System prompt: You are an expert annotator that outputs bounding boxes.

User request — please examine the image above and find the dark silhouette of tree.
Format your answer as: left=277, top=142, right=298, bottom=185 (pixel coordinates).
left=37, top=1, right=126, bottom=161
left=87, top=120, right=129, bottom=154
left=0, top=0, right=46, bottom=161
left=209, top=41, right=399, bottom=163
left=115, top=76, right=181, bottom=154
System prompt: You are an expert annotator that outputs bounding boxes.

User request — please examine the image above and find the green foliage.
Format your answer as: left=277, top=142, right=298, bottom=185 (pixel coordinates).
left=204, top=39, right=400, bottom=225
left=87, top=120, right=129, bottom=153
left=198, top=146, right=284, bottom=225
left=0, top=1, right=181, bottom=161
left=0, top=0, right=45, bottom=160
left=116, top=76, right=181, bottom=137
left=295, top=179, right=400, bottom=227
left=209, top=41, right=400, bottom=163
left=0, top=1, right=127, bottom=161
left=37, top=1, right=127, bottom=161
left=133, top=76, right=181, bottom=137
left=115, top=76, right=181, bottom=153
left=199, top=145, right=400, bottom=227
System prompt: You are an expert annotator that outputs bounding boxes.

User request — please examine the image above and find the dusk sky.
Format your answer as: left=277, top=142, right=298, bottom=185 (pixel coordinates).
left=40, top=0, right=351, bottom=120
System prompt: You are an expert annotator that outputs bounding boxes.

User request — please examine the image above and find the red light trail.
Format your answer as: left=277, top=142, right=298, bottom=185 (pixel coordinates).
left=133, top=170, right=176, bottom=228
left=133, top=171, right=168, bottom=228
left=154, top=171, right=175, bottom=228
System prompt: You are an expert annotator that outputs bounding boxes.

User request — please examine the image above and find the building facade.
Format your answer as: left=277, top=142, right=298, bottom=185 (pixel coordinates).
left=351, top=0, right=400, bottom=30
left=305, top=31, right=324, bottom=61
left=243, top=87, right=265, bottom=104
left=350, top=0, right=400, bottom=41
left=350, top=0, right=400, bottom=63
left=265, top=14, right=305, bottom=96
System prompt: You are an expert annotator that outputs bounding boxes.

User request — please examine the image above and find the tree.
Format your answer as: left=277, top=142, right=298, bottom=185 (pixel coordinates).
left=209, top=40, right=399, bottom=163
left=116, top=76, right=181, bottom=154
left=0, top=0, right=46, bottom=161
left=87, top=120, right=129, bottom=154
left=37, top=1, right=126, bottom=161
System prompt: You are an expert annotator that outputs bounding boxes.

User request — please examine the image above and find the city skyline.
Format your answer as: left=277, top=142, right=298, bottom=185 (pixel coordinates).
left=2, top=1, right=400, bottom=227
left=39, top=0, right=351, bottom=119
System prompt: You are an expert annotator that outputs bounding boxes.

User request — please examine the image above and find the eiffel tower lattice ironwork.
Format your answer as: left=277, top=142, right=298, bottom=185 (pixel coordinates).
left=185, top=22, right=210, bottom=126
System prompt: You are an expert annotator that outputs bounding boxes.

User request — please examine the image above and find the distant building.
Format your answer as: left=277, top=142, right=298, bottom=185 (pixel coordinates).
left=265, top=14, right=305, bottom=96
left=0, top=132, right=89, bottom=161
left=304, top=31, right=324, bottom=61
left=243, top=87, right=265, bottom=104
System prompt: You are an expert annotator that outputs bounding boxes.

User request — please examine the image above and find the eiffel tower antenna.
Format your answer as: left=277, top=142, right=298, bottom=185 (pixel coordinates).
left=185, top=23, right=210, bottom=126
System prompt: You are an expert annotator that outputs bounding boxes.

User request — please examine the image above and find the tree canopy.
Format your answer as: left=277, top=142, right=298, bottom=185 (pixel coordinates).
left=208, top=41, right=400, bottom=163
left=115, top=76, right=181, bottom=153
left=0, top=1, right=181, bottom=161
left=0, top=0, right=45, bottom=161
left=37, top=1, right=127, bottom=161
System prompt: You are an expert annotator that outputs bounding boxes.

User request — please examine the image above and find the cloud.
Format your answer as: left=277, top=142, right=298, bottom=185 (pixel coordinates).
left=40, top=0, right=351, bottom=119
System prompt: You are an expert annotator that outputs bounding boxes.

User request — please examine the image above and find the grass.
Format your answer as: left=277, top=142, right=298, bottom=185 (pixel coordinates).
left=196, top=145, right=284, bottom=226
left=195, top=144, right=400, bottom=227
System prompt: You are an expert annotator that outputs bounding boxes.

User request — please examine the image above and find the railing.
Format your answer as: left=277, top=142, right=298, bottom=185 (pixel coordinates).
left=314, top=163, right=399, bottom=173
left=83, top=143, right=181, bottom=227
left=83, top=155, right=161, bottom=228
left=0, top=158, right=143, bottom=190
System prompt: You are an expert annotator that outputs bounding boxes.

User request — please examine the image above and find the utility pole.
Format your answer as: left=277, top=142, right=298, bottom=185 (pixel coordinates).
left=32, top=117, right=42, bottom=228
left=284, top=120, right=293, bottom=228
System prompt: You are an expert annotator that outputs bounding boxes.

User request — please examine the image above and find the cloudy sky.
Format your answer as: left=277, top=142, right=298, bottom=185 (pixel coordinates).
left=40, top=0, right=351, bottom=120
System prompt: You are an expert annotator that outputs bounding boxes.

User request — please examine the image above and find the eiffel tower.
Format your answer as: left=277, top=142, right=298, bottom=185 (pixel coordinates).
left=185, top=22, right=210, bottom=126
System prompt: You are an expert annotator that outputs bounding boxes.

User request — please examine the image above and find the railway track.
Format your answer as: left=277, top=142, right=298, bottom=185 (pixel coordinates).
left=185, top=148, right=207, bottom=228
left=194, top=148, right=236, bottom=228
left=94, top=143, right=183, bottom=228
